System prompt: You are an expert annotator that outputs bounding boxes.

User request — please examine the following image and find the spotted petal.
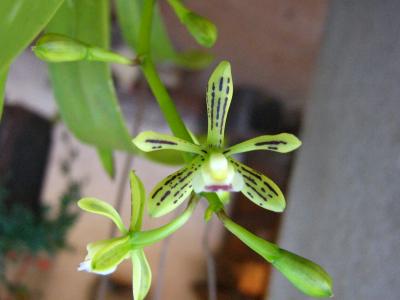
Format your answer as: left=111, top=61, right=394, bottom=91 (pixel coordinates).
left=230, top=158, right=286, bottom=212
left=206, top=61, right=233, bottom=148
left=133, top=131, right=205, bottom=155
left=224, top=133, right=301, bottom=156
left=149, top=156, right=204, bottom=217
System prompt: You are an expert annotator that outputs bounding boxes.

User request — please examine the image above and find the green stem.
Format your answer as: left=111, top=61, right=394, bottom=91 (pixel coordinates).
left=132, top=196, right=199, bottom=247
left=138, top=0, right=192, bottom=142
left=137, top=0, right=222, bottom=210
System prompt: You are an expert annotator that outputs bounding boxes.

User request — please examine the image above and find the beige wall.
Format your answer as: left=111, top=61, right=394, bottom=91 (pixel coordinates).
left=162, top=0, right=328, bottom=109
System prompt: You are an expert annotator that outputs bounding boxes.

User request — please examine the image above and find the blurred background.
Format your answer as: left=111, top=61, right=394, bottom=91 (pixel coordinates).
left=1, top=0, right=400, bottom=299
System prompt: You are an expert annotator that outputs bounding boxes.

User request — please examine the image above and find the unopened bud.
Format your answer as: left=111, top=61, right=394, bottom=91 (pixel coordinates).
left=33, top=33, right=134, bottom=65
left=167, top=0, right=217, bottom=48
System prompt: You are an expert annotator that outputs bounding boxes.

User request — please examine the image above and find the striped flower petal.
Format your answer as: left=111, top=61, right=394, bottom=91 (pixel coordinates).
left=229, top=158, right=286, bottom=212
left=133, top=131, right=205, bottom=155
left=224, top=133, right=301, bottom=156
left=206, top=61, right=233, bottom=148
left=148, top=156, right=204, bottom=217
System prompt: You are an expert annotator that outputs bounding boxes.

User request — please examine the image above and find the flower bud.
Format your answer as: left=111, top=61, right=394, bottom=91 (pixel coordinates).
left=272, top=249, right=333, bottom=298
left=33, top=33, right=133, bottom=65
left=33, top=33, right=87, bottom=62
left=167, top=0, right=217, bottom=48
left=218, top=213, right=333, bottom=298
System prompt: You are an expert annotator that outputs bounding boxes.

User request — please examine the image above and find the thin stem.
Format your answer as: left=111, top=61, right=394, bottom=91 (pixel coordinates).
left=203, top=217, right=217, bottom=300
left=138, top=0, right=192, bottom=143
left=136, top=0, right=223, bottom=212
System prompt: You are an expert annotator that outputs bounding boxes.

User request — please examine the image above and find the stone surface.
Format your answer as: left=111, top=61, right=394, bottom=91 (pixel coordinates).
left=268, top=1, right=400, bottom=299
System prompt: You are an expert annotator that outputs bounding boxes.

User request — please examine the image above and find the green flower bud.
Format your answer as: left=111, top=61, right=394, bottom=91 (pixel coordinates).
left=182, top=12, right=217, bottom=48
left=33, top=33, right=87, bottom=62
left=218, top=212, right=333, bottom=298
left=33, top=33, right=133, bottom=65
left=167, top=0, right=217, bottom=48
left=272, top=249, right=333, bottom=298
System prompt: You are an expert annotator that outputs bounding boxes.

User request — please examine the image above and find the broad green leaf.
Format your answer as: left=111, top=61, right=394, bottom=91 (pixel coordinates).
left=129, top=171, right=146, bottom=231
left=0, top=0, right=64, bottom=73
left=0, top=69, right=7, bottom=120
left=97, top=148, right=115, bottom=178
left=78, top=197, right=126, bottom=234
left=46, top=0, right=135, bottom=171
left=131, top=249, right=152, bottom=300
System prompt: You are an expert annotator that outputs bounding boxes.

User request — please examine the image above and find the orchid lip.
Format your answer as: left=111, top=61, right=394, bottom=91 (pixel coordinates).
left=205, top=184, right=233, bottom=192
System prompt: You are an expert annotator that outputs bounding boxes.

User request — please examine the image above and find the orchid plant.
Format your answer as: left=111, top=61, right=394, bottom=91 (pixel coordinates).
left=133, top=61, right=302, bottom=217
left=1, top=0, right=334, bottom=298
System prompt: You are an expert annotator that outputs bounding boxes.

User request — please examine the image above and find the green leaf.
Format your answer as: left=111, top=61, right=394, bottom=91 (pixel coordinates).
left=0, top=69, right=7, bottom=120
left=131, top=249, right=152, bottom=300
left=46, top=0, right=135, bottom=159
left=129, top=171, right=146, bottom=231
left=167, top=0, right=217, bottom=48
left=219, top=213, right=333, bottom=298
left=78, top=198, right=126, bottom=234
left=0, top=0, right=64, bottom=73
left=115, top=0, right=176, bottom=62
left=97, top=148, right=115, bottom=179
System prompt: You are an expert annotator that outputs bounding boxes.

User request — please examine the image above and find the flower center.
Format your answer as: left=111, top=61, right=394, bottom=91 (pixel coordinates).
left=208, top=153, right=229, bottom=180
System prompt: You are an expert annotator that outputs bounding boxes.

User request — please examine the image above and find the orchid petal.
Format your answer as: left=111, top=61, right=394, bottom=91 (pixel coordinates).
left=78, top=198, right=126, bottom=233
left=206, top=61, right=233, bottom=148
left=230, top=158, right=286, bottom=212
left=224, top=133, right=302, bottom=156
left=133, top=131, right=205, bottom=155
left=148, top=156, right=203, bottom=217
left=129, top=171, right=146, bottom=231
left=131, top=249, right=152, bottom=300
left=90, top=235, right=132, bottom=274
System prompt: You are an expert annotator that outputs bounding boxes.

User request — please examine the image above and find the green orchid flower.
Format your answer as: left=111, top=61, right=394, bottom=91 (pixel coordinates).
left=77, top=171, right=198, bottom=300
left=133, top=61, right=301, bottom=217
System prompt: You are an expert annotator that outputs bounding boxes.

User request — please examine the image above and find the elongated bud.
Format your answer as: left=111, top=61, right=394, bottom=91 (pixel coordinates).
left=272, top=249, right=333, bottom=298
left=33, top=33, right=134, bottom=65
left=167, top=0, right=217, bottom=48
left=218, top=212, right=333, bottom=298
